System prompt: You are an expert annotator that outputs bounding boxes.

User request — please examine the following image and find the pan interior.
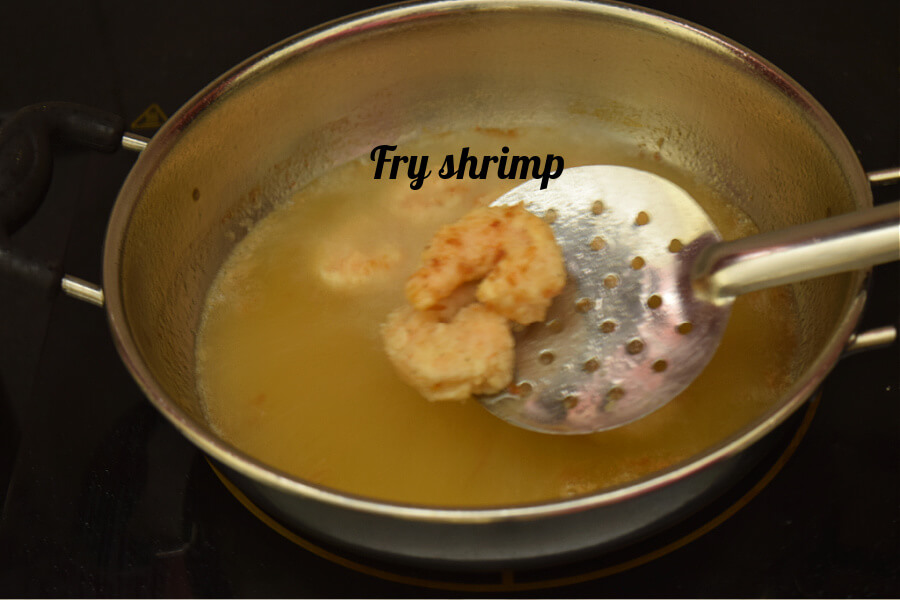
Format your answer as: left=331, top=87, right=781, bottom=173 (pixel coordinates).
left=110, top=2, right=867, bottom=507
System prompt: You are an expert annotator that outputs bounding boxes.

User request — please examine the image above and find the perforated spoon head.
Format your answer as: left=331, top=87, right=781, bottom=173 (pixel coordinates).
left=480, top=165, right=731, bottom=434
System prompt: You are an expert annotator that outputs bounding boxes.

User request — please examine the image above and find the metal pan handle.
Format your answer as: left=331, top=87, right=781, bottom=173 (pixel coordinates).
left=843, top=325, right=897, bottom=356
left=868, top=167, right=900, bottom=185
left=841, top=166, right=900, bottom=355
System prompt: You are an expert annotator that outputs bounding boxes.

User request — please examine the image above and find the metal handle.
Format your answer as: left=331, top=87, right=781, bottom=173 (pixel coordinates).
left=868, top=167, right=900, bottom=185
left=696, top=166, right=899, bottom=353
left=844, top=167, right=900, bottom=354
left=122, top=132, right=149, bottom=152
left=61, top=275, right=105, bottom=307
left=692, top=201, right=899, bottom=302
left=62, top=132, right=146, bottom=306
left=843, top=325, right=897, bottom=356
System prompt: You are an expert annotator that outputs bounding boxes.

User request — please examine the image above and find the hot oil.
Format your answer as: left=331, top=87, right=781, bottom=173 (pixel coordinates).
left=196, top=127, right=798, bottom=507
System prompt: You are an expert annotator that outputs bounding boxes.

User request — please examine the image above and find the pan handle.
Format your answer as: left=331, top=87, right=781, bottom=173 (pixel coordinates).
left=839, top=167, right=900, bottom=355
left=0, top=102, right=141, bottom=305
left=868, top=167, right=900, bottom=185
left=843, top=325, right=897, bottom=356
left=122, top=132, right=150, bottom=152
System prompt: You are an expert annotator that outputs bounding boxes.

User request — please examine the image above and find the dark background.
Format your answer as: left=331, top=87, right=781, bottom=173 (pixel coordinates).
left=0, top=0, right=897, bottom=596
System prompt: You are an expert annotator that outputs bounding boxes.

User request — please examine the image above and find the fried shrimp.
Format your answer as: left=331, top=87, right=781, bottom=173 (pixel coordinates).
left=405, top=204, right=566, bottom=324
left=317, top=243, right=402, bottom=289
left=315, top=219, right=403, bottom=290
left=382, top=302, right=514, bottom=402
left=382, top=204, right=566, bottom=402
left=386, top=178, right=489, bottom=224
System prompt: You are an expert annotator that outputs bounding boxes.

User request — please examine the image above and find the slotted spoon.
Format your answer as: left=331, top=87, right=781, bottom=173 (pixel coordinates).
left=482, top=166, right=899, bottom=434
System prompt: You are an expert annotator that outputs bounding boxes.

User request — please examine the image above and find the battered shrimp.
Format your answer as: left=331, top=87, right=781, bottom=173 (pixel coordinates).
left=386, top=178, right=490, bottom=224
left=317, top=243, right=402, bottom=289
left=383, top=204, right=566, bottom=402
left=382, top=302, right=514, bottom=402
left=315, top=219, right=403, bottom=290
left=405, top=204, right=566, bottom=324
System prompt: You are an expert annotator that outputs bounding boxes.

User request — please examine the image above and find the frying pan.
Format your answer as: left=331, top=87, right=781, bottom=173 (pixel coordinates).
left=1, top=0, right=896, bottom=568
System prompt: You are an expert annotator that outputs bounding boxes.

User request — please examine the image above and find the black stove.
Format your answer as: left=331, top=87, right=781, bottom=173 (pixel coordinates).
left=1, top=1, right=897, bottom=596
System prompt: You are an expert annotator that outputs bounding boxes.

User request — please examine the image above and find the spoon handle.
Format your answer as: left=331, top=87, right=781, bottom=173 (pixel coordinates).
left=692, top=201, right=899, bottom=302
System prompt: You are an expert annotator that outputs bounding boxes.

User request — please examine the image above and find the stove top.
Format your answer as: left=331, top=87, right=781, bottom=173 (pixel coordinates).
left=1, top=0, right=897, bottom=596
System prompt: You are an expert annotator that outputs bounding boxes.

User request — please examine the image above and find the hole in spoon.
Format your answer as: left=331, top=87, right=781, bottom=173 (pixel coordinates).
left=606, top=386, right=625, bottom=401
left=511, top=381, right=533, bottom=395
left=600, top=320, right=617, bottom=333
left=543, top=209, right=558, bottom=224
left=652, top=360, right=668, bottom=372
left=539, top=351, right=555, bottom=365
left=626, top=339, right=644, bottom=354
left=677, top=321, right=693, bottom=335
left=647, top=294, right=663, bottom=309
left=604, top=275, right=619, bottom=289
left=635, top=211, right=650, bottom=226
left=563, top=395, right=579, bottom=410
left=631, top=256, right=645, bottom=270
left=589, top=236, right=606, bottom=251
left=575, top=297, right=593, bottom=312
left=591, top=200, right=604, bottom=215
left=668, top=238, right=683, bottom=253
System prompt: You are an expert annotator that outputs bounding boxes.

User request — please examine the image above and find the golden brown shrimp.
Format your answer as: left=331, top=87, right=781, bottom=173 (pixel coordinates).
left=405, top=204, right=566, bottom=324
left=381, top=302, right=514, bottom=402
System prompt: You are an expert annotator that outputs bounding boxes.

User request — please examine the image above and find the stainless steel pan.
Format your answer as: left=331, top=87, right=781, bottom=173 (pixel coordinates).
left=2, top=0, right=896, bottom=568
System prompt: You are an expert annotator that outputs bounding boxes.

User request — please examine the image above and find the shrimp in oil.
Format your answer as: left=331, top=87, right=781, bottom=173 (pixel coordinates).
left=315, top=219, right=403, bottom=290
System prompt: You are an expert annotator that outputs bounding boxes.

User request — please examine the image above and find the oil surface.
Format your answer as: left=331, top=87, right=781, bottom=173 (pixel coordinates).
left=197, top=127, right=798, bottom=507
